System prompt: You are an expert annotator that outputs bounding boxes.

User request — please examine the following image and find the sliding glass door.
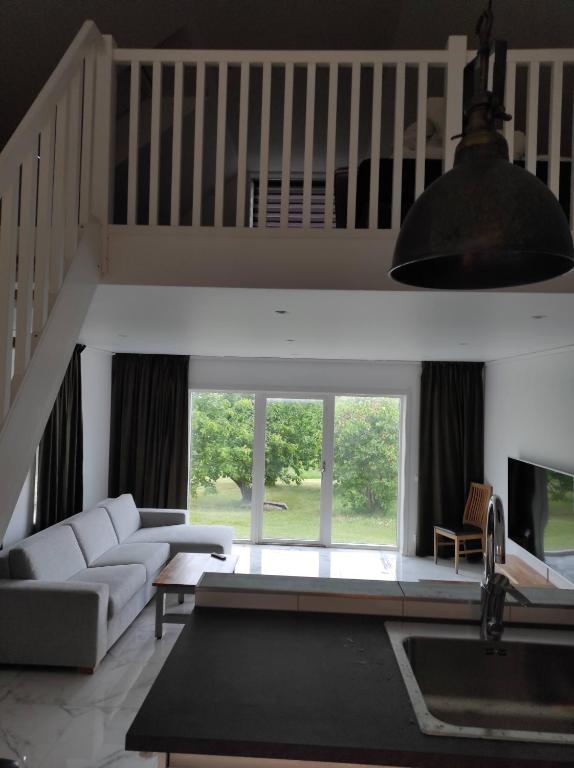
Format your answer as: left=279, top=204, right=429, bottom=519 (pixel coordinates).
left=189, top=391, right=402, bottom=547
left=189, top=392, right=255, bottom=540
left=331, top=396, right=400, bottom=546
left=261, top=397, right=324, bottom=542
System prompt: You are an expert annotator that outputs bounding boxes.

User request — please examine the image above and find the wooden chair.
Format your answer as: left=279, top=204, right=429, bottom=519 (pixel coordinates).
left=433, top=482, right=492, bottom=573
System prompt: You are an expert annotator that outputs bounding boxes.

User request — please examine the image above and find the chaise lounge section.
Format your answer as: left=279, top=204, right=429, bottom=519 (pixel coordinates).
left=0, top=494, right=233, bottom=671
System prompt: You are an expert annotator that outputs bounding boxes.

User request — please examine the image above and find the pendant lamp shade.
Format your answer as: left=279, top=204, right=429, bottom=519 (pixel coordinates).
left=389, top=151, right=574, bottom=290
left=389, top=1, right=574, bottom=290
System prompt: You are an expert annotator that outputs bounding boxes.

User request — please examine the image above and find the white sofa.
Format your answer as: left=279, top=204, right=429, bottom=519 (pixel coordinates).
left=0, top=494, right=233, bottom=670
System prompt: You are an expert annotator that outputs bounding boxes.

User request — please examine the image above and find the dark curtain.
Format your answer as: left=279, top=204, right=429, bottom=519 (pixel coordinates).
left=109, top=354, right=189, bottom=508
left=417, top=361, right=485, bottom=556
left=36, top=344, right=85, bottom=531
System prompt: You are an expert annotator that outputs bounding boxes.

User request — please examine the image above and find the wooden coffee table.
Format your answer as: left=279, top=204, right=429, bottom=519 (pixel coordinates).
left=153, top=552, right=238, bottom=638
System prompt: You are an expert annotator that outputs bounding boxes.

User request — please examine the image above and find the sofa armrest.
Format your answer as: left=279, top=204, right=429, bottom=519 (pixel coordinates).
left=139, top=508, right=187, bottom=527
left=0, top=580, right=109, bottom=669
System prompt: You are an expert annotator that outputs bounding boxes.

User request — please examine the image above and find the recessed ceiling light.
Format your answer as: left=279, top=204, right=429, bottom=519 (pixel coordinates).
left=459, top=341, right=469, bottom=346
left=285, top=339, right=295, bottom=343
left=531, top=314, right=548, bottom=319
left=274, top=309, right=289, bottom=315
left=117, top=333, right=128, bottom=338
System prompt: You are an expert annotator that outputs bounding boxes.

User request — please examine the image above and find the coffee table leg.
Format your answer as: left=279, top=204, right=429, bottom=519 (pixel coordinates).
left=155, top=588, right=165, bottom=639
left=178, top=592, right=184, bottom=604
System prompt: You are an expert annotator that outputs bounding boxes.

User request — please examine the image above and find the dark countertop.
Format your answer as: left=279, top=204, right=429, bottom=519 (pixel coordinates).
left=126, top=608, right=574, bottom=767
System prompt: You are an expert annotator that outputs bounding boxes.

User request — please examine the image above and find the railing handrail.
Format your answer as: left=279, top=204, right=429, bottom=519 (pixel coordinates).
left=0, top=20, right=103, bottom=185
left=113, top=44, right=574, bottom=67
left=113, top=48, right=453, bottom=65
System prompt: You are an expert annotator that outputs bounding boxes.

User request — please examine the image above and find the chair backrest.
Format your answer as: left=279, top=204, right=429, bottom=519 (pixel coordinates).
left=462, top=482, right=493, bottom=531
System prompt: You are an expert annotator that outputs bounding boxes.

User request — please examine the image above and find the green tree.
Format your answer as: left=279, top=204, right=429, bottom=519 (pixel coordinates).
left=333, top=397, right=400, bottom=516
left=190, top=394, right=322, bottom=503
left=547, top=468, right=574, bottom=504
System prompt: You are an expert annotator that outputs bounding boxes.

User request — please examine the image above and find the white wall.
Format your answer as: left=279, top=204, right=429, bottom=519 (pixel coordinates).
left=82, top=347, right=112, bottom=508
left=484, top=348, right=574, bottom=584
left=189, top=356, right=421, bottom=554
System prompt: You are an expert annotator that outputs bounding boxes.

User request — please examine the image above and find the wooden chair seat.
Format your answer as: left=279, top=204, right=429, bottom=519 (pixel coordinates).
left=433, top=482, right=492, bottom=574
left=434, top=523, right=482, bottom=537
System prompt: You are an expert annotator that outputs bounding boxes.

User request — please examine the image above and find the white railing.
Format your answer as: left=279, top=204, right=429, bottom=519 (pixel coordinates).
left=111, top=39, right=574, bottom=233
left=112, top=39, right=466, bottom=230
left=0, top=21, right=112, bottom=426
left=504, top=48, right=574, bottom=224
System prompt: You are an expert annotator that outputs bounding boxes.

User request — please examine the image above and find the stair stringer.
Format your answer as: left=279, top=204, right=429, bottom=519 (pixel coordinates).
left=0, top=220, right=101, bottom=542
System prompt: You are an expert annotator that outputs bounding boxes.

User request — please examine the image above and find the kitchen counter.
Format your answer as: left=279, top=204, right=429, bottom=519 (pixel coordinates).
left=195, top=573, right=574, bottom=624
left=125, top=607, right=574, bottom=767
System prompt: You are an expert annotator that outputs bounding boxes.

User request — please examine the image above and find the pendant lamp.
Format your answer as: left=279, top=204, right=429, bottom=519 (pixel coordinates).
left=389, top=0, right=574, bottom=290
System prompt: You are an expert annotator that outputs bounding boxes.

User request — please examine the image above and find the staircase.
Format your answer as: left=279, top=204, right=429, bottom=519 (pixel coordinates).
left=0, top=22, right=113, bottom=540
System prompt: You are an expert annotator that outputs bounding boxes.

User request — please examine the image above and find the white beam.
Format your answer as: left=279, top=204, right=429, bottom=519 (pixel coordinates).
left=0, top=220, right=101, bottom=542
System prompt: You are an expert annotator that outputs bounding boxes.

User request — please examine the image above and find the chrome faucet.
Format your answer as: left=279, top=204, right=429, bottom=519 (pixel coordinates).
left=480, top=494, right=509, bottom=641
left=480, top=494, right=530, bottom=641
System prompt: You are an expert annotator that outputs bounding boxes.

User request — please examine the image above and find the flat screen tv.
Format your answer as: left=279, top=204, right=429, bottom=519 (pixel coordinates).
left=508, top=457, right=574, bottom=583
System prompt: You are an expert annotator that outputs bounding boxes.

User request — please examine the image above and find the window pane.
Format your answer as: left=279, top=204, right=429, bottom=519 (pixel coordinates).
left=262, top=398, right=323, bottom=541
left=331, top=396, right=400, bottom=546
left=189, top=392, right=255, bottom=540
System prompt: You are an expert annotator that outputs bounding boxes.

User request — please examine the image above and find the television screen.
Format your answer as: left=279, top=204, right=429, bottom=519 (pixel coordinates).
left=508, top=457, right=574, bottom=583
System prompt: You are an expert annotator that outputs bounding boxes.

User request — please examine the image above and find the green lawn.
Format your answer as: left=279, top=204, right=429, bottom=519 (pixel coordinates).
left=189, top=478, right=397, bottom=545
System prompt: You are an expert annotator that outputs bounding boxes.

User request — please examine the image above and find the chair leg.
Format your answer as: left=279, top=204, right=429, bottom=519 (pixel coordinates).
left=455, top=538, right=460, bottom=573
left=434, top=530, right=438, bottom=564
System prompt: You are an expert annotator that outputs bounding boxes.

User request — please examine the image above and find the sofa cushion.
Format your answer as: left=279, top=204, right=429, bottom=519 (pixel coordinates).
left=71, top=564, right=146, bottom=618
left=0, top=550, right=10, bottom=579
left=125, top=523, right=233, bottom=556
left=100, top=495, right=141, bottom=542
left=65, top=507, right=119, bottom=565
left=9, top=525, right=87, bottom=581
left=92, top=542, right=169, bottom=580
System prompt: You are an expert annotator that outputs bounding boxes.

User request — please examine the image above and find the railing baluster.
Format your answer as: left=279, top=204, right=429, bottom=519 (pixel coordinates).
left=415, top=63, right=428, bottom=199
left=302, top=62, right=316, bottom=229
left=235, top=63, right=249, bottom=227
left=503, top=60, right=516, bottom=163
left=548, top=61, right=563, bottom=197
left=79, top=50, right=96, bottom=226
left=444, top=36, right=467, bottom=172
left=192, top=62, right=205, bottom=227
left=91, top=35, right=116, bottom=234
left=127, top=61, right=141, bottom=225
left=525, top=62, right=539, bottom=174
left=280, top=63, right=294, bottom=229
left=170, top=61, right=183, bottom=226
left=214, top=62, right=228, bottom=228
left=64, top=70, right=82, bottom=268
left=391, top=63, right=405, bottom=231
left=149, top=61, right=162, bottom=225
left=13, top=150, right=38, bottom=393
left=324, top=63, right=338, bottom=229
left=346, top=62, right=361, bottom=230
left=258, top=62, right=272, bottom=228
left=51, top=93, right=69, bottom=296
left=0, top=180, right=19, bottom=420
left=33, top=119, right=55, bottom=344
left=368, top=62, right=383, bottom=229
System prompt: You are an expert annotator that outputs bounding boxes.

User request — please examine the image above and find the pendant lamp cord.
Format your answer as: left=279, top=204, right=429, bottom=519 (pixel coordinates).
left=475, top=0, right=494, bottom=94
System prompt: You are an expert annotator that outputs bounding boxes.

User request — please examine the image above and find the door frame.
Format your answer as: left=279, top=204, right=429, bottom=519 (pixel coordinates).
left=252, top=392, right=331, bottom=545
left=189, top=388, right=407, bottom=552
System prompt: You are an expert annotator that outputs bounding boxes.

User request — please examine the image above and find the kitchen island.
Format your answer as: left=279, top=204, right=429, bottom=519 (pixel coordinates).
left=126, top=605, right=574, bottom=767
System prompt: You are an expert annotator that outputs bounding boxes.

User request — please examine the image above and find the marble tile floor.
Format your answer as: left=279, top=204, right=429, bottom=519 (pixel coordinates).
left=0, top=546, right=482, bottom=768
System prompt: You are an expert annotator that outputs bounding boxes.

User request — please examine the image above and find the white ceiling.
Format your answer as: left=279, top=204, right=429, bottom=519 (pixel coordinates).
left=80, top=285, right=574, bottom=362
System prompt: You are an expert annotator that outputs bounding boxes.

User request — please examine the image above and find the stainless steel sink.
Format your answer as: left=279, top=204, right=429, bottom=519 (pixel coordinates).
left=386, top=622, right=574, bottom=744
